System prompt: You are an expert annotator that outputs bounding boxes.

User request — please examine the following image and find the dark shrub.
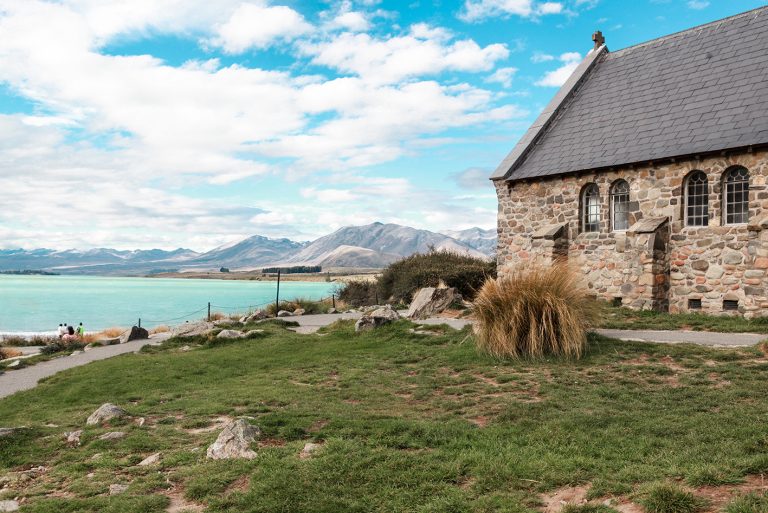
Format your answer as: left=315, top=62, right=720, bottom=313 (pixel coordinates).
left=337, top=280, right=379, bottom=307
left=377, top=251, right=495, bottom=304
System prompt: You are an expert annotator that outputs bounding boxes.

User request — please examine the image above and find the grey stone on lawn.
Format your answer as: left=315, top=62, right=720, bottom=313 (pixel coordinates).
left=216, top=330, right=244, bottom=339
left=64, top=430, right=83, bottom=446
left=206, top=419, right=260, bottom=460
left=293, top=308, right=306, bottom=316
left=7, top=360, right=20, bottom=368
left=244, top=330, right=265, bottom=338
left=300, top=442, right=322, bottom=460
left=137, top=452, right=161, bottom=466
left=0, top=500, right=19, bottom=512
left=109, top=484, right=129, bottom=495
left=277, top=310, right=293, bottom=317
left=181, top=345, right=191, bottom=352
left=355, top=305, right=400, bottom=332
left=213, top=319, right=234, bottom=327
left=406, top=287, right=461, bottom=320
left=98, top=431, right=126, bottom=441
left=0, top=428, right=19, bottom=438
left=86, top=403, right=128, bottom=426
left=120, top=326, right=149, bottom=344
left=171, top=321, right=214, bottom=337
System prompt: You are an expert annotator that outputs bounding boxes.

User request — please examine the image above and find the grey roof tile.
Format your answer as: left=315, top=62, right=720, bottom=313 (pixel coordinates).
left=495, top=6, right=768, bottom=181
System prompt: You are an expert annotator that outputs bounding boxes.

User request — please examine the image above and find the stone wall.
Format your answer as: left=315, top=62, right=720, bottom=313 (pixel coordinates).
left=494, top=148, right=768, bottom=317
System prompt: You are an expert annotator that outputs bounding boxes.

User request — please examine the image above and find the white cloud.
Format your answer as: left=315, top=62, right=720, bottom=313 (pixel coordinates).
left=486, top=66, right=518, bottom=87
left=208, top=2, right=312, bottom=53
left=300, top=24, right=509, bottom=84
left=686, top=0, right=709, bottom=9
left=459, top=0, right=564, bottom=22
left=535, top=51, right=582, bottom=87
left=0, top=1, right=520, bottom=249
left=531, top=51, right=555, bottom=63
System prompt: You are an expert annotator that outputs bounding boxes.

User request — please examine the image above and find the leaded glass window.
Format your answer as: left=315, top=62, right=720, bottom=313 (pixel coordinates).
left=582, top=184, right=600, bottom=233
left=723, top=167, right=749, bottom=225
left=610, top=180, right=630, bottom=231
left=685, top=171, right=709, bottom=227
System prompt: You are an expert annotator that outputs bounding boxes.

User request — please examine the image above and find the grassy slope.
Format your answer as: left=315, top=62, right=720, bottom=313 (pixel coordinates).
left=0, top=321, right=767, bottom=513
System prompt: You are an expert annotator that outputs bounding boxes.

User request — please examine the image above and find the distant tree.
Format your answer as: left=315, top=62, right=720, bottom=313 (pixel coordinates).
left=261, top=266, right=322, bottom=274
left=220, top=267, right=230, bottom=273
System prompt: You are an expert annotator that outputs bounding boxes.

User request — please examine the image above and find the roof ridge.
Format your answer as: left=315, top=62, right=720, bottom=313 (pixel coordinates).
left=611, top=5, right=768, bottom=56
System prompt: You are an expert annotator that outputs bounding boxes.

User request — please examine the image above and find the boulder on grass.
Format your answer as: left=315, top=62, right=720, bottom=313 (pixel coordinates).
left=241, top=310, right=267, bottom=323
left=0, top=500, right=19, bottom=512
left=171, top=321, right=214, bottom=337
left=64, top=430, right=83, bottom=446
left=98, top=431, right=126, bottom=441
left=120, top=326, right=149, bottom=343
left=86, top=403, right=128, bottom=426
left=293, top=308, right=306, bottom=316
left=354, top=305, right=400, bottom=332
left=216, top=329, right=244, bottom=339
left=137, top=452, right=161, bottom=466
left=206, top=419, right=260, bottom=460
left=406, top=287, right=461, bottom=320
left=277, top=310, right=293, bottom=317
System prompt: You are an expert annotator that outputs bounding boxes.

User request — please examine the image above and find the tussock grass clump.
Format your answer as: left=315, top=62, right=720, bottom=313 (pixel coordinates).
left=562, top=505, right=620, bottom=513
left=99, top=326, right=126, bottom=338
left=724, top=492, right=768, bottom=513
left=0, top=347, right=23, bottom=360
left=638, top=483, right=708, bottom=513
left=150, top=325, right=170, bottom=334
left=473, top=262, right=598, bottom=359
left=265, top=298, right=330, bottom=316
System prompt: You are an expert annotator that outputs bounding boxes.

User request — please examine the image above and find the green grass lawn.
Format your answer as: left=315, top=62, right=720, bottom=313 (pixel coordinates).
left=598, top=306, right=768, bottom=333
left=1, top=320, right=767, bottom=513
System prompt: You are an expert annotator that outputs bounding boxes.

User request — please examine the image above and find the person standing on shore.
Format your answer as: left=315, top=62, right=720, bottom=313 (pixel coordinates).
left=76, top=323, right=85, bottom=338
left=57, top=323, right=65, bottom=339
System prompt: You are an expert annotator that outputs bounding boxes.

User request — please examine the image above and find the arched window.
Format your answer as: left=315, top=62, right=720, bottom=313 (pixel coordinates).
left=610, top=180, right=630, bottom=231
left=685, top=171, right=709, bottom=227
left=581, top=184, right=601, bottom=233
left=723, top=167, right=749, bottom=225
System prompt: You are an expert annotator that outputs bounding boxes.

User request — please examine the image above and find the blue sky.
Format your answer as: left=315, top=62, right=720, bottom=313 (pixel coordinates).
left=0, top=0, right=763, bottom=251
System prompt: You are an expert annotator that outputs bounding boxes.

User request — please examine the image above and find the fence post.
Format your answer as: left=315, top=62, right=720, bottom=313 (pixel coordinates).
left=332, top=294, right=336, bottom=309
left=207, top=302, right=211, bottom=322
left=138, top=318, right=141, bottom=328
left=275, top=269, right=281, bottom=316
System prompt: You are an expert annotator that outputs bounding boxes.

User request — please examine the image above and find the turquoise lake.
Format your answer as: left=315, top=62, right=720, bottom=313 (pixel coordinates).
left=0, top=275, right=337, bottom=333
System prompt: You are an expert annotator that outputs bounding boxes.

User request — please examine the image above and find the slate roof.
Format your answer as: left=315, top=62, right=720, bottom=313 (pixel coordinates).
left=493, top=6, right=768, bottom=182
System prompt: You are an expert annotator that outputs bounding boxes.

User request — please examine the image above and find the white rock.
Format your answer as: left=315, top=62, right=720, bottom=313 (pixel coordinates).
left=137, top=452, right=161, bottom=466
left=300, top=442, right=322, bottom=459
left=244, top=330, right=264, bottom=338
left=171, top=321, right=214, bottom=337
left=7, top=360, right=20, bottom=368
left=277, top=310, right=293, bottom=317
left=354, top=305, right=401, bottom=332
left=216, top=329, right=244, bottom=339
left=87, top=403, right=128, bottom=426
left=206, top=419, right=260, bottom=460
left=0, top=500, right=19, bottom=512
left=293, top=308, right=306, bottom=316
left=98, top=431, right=126, bottom=441
left=109, top=484, right=129, bottom=495
left=64, top=430, right=83, bottom=446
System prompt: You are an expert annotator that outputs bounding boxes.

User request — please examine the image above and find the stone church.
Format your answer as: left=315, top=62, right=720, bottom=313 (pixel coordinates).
left=492, top=7, right=768, bottom=316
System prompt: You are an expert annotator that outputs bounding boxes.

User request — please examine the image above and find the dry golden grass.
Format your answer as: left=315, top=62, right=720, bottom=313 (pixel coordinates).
left=472, top=261, right=599, bottom=359
left=209, top=312, right=227, bottom=321
left=0, top=347, right=23, bottom=360
left=96, top=327, right=126, bottom=338
left=150, top=325, right=170, bottom=334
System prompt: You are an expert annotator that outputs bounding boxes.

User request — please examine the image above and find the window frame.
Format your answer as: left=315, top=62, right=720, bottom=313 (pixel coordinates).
left=684, top=171, right=709, bottom=227
left=610, top=179, right=631, bottom=232
left=581, top=183, right=601, bottom=233
left=722, top=166, right=750, bottom=226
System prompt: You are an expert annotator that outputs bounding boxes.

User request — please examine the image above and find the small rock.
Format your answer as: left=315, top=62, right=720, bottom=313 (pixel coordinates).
left=216, top=329, right=244, bottom=339
left=86, top=403, right=128, bottom=426
left=0, top=500, right=19, bottom=512
left=91, top=453, right=102, bottom=460
left=137, top=452, right=161, bottom=466
left=328, top=308, right=337, bottom=314
left=244, top=329, right=264, bottom=338
left=355, top=305, right=401, bottom=332
left=120, top=326, right=149, bottom=343
left=300, top=442, right=322, bottom=459
left=277, top=310, right=293, bottom=317
left=181, top=345, right=191, bottom=352
left=70, top=350, right=84, bottom=356
left=206, top=419, right=260, bottom=460
left=135, top=417, right=146, bottom=427
left=98, top=431, right=126, bottom=441
left=6, top=360, right=20, bottom=368
left=293, top=308, right=306, bottom=316
left=109, top=484, right=129, bottom=495
left=213, top=319, right=233, bottom=327
left=249, top=310, right=267, bottom=322
left=86, top=472, right=95, bottom=479
left=64, top=430, right=83, bottom=446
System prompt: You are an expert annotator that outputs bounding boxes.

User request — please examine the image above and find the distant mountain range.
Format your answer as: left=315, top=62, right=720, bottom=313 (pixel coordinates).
left=0, top=222, right=496, bottom=275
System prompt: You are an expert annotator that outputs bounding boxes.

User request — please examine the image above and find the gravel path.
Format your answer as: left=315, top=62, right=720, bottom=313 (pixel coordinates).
left=2, top=315, right=764, bottom=401
left=0, top=334, right=171, bottom=400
